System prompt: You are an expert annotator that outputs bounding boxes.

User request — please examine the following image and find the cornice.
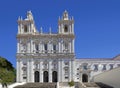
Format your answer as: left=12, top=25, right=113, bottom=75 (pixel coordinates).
left=16, top=34, right=75, bottom=39
left=16, top=53, right=75, bottom=59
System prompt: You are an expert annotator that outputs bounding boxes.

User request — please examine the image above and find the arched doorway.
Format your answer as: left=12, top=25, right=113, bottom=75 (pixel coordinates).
left=43, top=71, right=49, bottom=82
left=52, top=71, right=57, bottom=82
left=34, top=71, right=39, bottom=82
left=82, top=74, right=88, bottom=82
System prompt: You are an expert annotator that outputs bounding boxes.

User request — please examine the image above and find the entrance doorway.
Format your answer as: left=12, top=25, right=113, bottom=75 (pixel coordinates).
left=52, top=71, right=57, bottom=82
left=43, top=71, right=49, bottom=82
left=82, top=74, right=88, bottom=82
left=34, top=71, right=39, bottom=82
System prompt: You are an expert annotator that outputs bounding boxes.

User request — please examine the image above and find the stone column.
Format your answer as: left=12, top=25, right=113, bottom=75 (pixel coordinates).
left=49, top=60, right=52, bottom=82
left=61, top=60, right=64, bottom=82
left=71, top=60, right=75, bottom=81
left=21, top=24, right=24, bottom=34
left=19, top=59, right=22, bottom=82
left=58, top=60, right=61, bottom=82
left=40, top=61, right=43, bottom=82
left=58, top=40, right=61, bottom=53
left=72, top=23, right=74, bottom=34
left=17, top=59, right=20, bottom=82
left=61, top=42, right=63, bottom=53
left=69, top=60, right=72, bottom=81
left=33, top=42, right=35, bottom=53
left=31, top=59, right=34, bottom=82
left=58, top=24, right=61, bottom=33
left=39, top=42, right=41, bottom=53
left=31, top=41, right=34, bottom=53
left=27, top=41, right=30, bottom=53
left=27, top=59, right=30, bottom=82
left=69, top=41, right=71, bottom=53
left=72, top=40, right=74, bottom=53
left=17, top=41, right=20, bottom=53
left=48, top=41, right=52, bottom=53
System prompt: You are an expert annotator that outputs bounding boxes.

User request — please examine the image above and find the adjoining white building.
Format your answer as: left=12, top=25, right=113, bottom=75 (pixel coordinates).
left=16, top=10, right=120, bottom=83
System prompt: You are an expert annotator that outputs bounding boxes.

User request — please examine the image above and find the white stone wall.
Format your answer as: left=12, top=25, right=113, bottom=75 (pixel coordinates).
left=94, top=67, right=120, bottom=88
left=16, top=11, right=120, bottom=83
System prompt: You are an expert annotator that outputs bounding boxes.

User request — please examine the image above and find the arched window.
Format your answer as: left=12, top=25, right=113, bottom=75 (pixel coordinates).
left=44, top=44, right=47, bottom=51
left=43, top=71, right=49, bottom=82
left=64, top=43, right=68, bottom=49
left=24, top=25, right=28, bottom=32
left=64, top=25, right=68, bottom=32
left=82, top=74, right=88, bottom=82
left=34, top=71, right=39, bottom=82
left=35, top=44, right=39, bottom=53
left=53, top=44, right=56, bottom=53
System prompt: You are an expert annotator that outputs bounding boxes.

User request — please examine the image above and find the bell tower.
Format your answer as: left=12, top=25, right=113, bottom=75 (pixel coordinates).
left=17, top=11, right=37, bottom=34
left=58, top=10, right=74, bottom=34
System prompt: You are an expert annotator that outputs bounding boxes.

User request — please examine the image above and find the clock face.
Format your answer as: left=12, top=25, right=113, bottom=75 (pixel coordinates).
left=64, top=25, right=68, bottom=32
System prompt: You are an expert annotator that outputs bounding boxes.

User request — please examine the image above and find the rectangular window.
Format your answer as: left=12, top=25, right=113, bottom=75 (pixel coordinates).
left=64, top=62, right=69, bottom=65
left=44, top=44, right=47, bottom=53
left=23, top=77, right=27, bottom=79
left=35, top=44, right=39, bottom=53
left=117, top=64, right=120, bottom=67
left=35, top=64, right=39, bottom=69
left=109, top=64, right=113, bottom=70
left=65, top=69, right=69, bottom=74
left=53, top=44, right=56, bottom=53
left=94, top=64, right=98, bottom=71
left=64, top=43, right=68, bottom=50
left=65, top=76, right=68, bottom=79
left=23, top=69, right=26, bottom=74
left=103, top=64, right=106, bottom=71
left=83, top=65, right=87, bottom=70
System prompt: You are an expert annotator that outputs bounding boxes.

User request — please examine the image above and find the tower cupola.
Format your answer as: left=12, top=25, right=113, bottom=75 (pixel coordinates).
left=58, top=10, right=74, bottom=34
left=62, top=10, right=69, bottom=20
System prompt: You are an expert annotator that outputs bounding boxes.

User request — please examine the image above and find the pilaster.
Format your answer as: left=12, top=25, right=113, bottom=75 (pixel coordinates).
left=17, top=60, right=20, bottom=82
left=40, top=61, right=43, bottom=82
left=27, top=59, right=30, bottom=82
left=49, top=60, right=52, bottom=82
left=58, top=60, right=61, bottom=82
left=61, top=60, right=64, bottom=82
left=31, top=60, right=34, bottom=82
left=69, top=60, right=72, bottom=81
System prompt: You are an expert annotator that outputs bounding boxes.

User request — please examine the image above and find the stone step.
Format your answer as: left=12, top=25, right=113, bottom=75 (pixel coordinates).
left=14, top=83, right=57, bottom=88
left=96, top=82, right=114, bottom=88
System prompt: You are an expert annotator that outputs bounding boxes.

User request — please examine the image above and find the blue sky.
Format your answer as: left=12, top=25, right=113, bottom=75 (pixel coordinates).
left=0, top=0, right=120, bottom=67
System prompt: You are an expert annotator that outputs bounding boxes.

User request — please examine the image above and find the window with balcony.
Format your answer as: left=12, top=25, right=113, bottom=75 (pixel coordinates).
left=64, top=61, right=69, bottom=65
left=35, top=64, right=39, bottom=69
left=64, top=69, right=69, bottom=74
left=23, top=68, right=27, bottom=74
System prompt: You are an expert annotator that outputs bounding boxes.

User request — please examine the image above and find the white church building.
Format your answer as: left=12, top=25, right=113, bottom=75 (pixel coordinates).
left=16, top=11, right=120, bottom=83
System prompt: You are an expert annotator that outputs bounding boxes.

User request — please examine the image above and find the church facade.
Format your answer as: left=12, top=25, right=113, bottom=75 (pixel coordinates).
left=16, top=11, right=120, bottom=83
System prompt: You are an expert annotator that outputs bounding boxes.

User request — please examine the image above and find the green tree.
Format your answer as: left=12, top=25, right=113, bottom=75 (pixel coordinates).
left=68, top=80, right=75, bottom=87
left=0, top=56, right=15, bottom=85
